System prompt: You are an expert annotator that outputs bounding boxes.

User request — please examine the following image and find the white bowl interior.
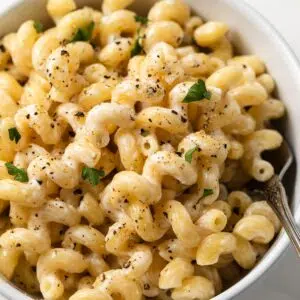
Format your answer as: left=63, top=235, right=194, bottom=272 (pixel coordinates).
left=0, top=0, right=299, bottom=299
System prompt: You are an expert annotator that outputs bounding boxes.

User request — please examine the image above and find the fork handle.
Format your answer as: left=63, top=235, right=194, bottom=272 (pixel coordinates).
left=267, top=177, right=300, bottom=257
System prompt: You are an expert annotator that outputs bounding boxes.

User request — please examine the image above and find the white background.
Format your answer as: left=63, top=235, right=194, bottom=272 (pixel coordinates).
left=0, top=0, right=299, bottom=299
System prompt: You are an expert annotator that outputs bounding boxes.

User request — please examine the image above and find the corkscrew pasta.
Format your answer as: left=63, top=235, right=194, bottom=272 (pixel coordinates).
left=0, top=0, right=286, bottom=299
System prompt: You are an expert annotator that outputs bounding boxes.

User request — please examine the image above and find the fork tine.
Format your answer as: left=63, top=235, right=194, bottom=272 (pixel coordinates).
left=278, top=139, right=293, bottom=180
left=261, top=138, right=293, bottom=180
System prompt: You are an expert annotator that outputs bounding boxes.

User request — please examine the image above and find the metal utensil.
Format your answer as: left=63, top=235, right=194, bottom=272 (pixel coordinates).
left=249, top=139, right=300, bottom=256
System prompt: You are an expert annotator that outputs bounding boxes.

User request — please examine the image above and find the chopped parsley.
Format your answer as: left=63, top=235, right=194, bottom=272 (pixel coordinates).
left=182, top=79, right=211, bottom=103
left=70, top=22, right=95, bottom=43
left=33, top=21, right=44, bottom=33
left=185, top=146, right=198, bottom=163
left=131, top=37, right=143, bottom=57
left=135, top=15, right=148, bottom=25
left=5, top=163, right=28, bottom=182
left=81, top=166, right=105, bottom=186
left=141, top=129, right=150, bottom=137
left=202, top=189, right=214, bottom=198
left=8, top=127, right=21, bottom=144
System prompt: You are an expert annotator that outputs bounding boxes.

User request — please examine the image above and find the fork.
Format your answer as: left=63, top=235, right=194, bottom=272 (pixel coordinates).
left=248, top=138, right=300, bottom=256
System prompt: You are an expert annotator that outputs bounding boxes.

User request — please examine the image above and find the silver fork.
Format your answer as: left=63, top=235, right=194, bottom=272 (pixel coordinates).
left=248, top=138, right=300, bottom=256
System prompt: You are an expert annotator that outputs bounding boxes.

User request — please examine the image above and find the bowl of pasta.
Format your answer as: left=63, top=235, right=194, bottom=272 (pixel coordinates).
left=0, top=0, right=299, bottom=299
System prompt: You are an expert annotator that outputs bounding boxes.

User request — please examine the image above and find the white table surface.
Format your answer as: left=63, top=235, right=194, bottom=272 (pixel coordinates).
left=0, top=0, right=299, bottom=300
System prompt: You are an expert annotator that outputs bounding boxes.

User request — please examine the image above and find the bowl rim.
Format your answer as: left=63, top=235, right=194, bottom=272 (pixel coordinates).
left=0, top=0, right=298, bottom=299
left=214, top=0, right=300, bottom=298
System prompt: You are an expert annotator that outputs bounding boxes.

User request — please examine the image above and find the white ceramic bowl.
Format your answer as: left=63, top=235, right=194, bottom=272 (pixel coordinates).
left=0, top=0, right=299, bottom=299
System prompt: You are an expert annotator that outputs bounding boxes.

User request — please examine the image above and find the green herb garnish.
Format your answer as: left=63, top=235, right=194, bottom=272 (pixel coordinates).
left=184, top=146, right=198, bottom=163
left=131, top=37, right=143, bottom=57
left=81, top=166, right=105, bottom=186
left=34, top=21, right=44, bottom=33
left=135, top=15, right=148, bottom=25
left=141, top=129, right=149, bottom=137
left=8, top=127, right=21, bottom=144
left=70, top=22, right=95, bottom=43
left=202, top=189, right=214, bottom=198
left=5, top=163, right=28, bottom=182
left=182, top=79, right=211, bottom=103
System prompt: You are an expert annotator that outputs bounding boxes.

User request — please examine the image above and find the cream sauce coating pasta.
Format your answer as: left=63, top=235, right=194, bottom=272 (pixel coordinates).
left=0, top=0, right=285, bottom=299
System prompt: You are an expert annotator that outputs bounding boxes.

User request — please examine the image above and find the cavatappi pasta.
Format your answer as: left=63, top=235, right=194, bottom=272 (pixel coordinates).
left=0, top=0, right=285, bottom=299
